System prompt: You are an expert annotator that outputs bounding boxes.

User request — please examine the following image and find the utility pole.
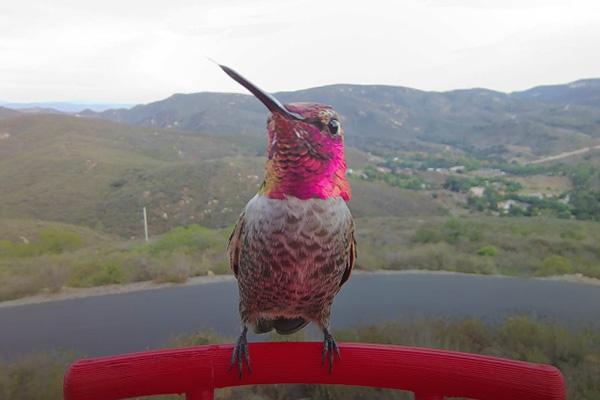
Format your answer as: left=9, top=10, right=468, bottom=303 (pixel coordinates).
left=143, top=207, right=149, bottom=242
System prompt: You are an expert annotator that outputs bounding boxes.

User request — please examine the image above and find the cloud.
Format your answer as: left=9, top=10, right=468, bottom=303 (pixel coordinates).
left=0, top=0, right=598, bottom=103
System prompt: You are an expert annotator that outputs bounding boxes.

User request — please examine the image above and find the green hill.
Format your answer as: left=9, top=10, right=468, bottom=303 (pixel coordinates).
left=2, top=78, right=599, bottom=300
left=89, top=80, right=600, bottom=160
left=0, top=114, right=255, bottom=236
left=0, top=111, right=444, bottom=300
left=0, top=113, right=443, bottom=237
left=2, top=111, right=600, bottom=300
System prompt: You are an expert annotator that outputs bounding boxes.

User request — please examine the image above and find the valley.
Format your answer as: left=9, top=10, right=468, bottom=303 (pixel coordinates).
left=1, top=78, right=599, bottom=302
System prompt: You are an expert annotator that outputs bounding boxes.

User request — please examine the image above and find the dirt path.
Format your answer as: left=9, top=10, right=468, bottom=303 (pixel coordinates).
left=527, top=144, right=600, bottom=164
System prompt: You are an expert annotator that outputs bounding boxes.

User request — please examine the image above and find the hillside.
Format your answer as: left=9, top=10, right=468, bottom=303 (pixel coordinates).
left=0, top=114, right=255, bottom=236
left=88, top=80, right=600, bottom=160
left=1, top=103, right=599, bottom=300
left=0, top=113, right=444, bottom=237
left=0, top=107, right=21, bottom=120
left=0, top=101, right=132, bottom=113
left=91, top=93, right=265, bottom=136
left=513, top=79, right=600, bottom=107
left=279, top=85, right=600, bottom=157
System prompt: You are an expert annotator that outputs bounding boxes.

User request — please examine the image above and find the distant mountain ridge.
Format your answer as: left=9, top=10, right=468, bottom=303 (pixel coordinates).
left=0, top=107, right=22, bottom=119
left=86, top=78, right=600, bottom=159
left=0, top=101, right=133, bottom=113
left=512, top=79, right=600, bottom=107
left=88, top=92, right=265, bottom=136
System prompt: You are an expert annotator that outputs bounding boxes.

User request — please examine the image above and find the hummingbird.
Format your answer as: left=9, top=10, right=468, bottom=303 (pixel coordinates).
left=221, top=65, right=356, bottom=377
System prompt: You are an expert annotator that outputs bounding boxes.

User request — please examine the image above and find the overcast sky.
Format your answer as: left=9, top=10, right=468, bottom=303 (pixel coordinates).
left=1, top=0, right=599, bottom=103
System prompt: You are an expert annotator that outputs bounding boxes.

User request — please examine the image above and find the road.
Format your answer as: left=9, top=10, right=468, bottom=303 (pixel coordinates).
left=1, top=272, right=599, bottom=360
left=527, top=144, right=600, bottom=164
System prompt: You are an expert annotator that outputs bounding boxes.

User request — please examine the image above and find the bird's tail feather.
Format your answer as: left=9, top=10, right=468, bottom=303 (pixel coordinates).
left=253, top=318, right=274, bottom=334
left=273, top=317, right=309, bottom=335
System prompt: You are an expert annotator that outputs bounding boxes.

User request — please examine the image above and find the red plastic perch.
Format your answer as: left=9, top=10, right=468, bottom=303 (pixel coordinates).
left=64, top=342, right=565, bottom=400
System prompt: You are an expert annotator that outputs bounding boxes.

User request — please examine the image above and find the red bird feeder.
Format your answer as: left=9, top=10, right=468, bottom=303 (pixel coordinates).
left=64, top=342, right=566, bottom=400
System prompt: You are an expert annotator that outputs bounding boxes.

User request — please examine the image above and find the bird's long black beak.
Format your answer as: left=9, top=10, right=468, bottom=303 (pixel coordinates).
left=219, top=64, right=304, bottom=121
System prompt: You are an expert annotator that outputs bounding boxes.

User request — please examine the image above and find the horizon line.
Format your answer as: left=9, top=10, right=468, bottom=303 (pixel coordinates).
left=1, top=76, right=597, bottom=106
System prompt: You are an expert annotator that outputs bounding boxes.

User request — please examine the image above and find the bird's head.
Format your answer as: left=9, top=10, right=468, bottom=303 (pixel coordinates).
left=220, top=65, right=350, bottom=201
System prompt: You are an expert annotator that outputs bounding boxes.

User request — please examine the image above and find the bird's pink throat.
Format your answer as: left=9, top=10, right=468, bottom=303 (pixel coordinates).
left=261, top=135, right=350, bottom=201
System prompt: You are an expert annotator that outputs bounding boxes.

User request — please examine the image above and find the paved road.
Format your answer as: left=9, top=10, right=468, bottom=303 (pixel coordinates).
left=1, top=273, right=599, bottom=359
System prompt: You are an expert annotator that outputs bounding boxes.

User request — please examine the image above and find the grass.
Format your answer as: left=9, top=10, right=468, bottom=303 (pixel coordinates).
left=2, top=213, right=600, bottom=302
left=0, top=113, right=599, bottom=300
left=514, top=174, right=572, bottom=196
left=0, top=114, right=445, bottom=238
left=348, top=178, right=446, bottom=218
left=1, top=316, right=598, bottom=400
left=0, top=351, right=78, bottom=400
left=0, top=114, right=259, bottom=237
left=0, top=220, right=231, bottom=301
left=0, top=227, right=84, bottom=258
left=356, top=215, right=600, bottom=278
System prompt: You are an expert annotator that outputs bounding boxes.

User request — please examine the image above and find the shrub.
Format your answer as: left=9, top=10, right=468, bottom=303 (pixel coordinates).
left=441, top=219, right=482, bottom=244
left=36, top=228, right=84, bottom=254
left=0, top=228, right=83, bottom=258
left=477, top=245, right=499, bottom=257
left=68, top=259, right=127, bottom=287
left=560, top=230, right=586, bottom=241
left=210, top=259, right=231, bottom=275
left=42, top=263, right=70, bottom=293
left=0, top=351, right=77, bottom=400
left=145, top=225, right=222, bottom=255
left=0, top=274, right=45, bottom=301
left=412, top=228, right=441, bottom=244
left=536, top=255, right=574, bottom=276
left=151, top=252, right=191, bottom=283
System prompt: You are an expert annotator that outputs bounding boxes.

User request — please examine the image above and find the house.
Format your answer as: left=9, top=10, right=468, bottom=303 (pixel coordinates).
left=469, top=187, right=485, bottom=198
left=498, top=199, right=530, bottom=212
left=559, top=194, right=571, bottom=204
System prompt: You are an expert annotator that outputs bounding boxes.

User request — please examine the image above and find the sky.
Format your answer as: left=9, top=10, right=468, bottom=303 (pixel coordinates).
left=1, top=0, right=599, bottom=104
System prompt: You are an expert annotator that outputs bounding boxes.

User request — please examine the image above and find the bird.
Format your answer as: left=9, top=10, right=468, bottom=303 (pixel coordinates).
left=221, top=64, right=356, bottom=378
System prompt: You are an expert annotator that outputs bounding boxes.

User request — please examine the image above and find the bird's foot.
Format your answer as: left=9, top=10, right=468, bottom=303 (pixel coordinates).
left=321, top=328, right=341, bottom=374
left=229, top=326, right=251, bottom=379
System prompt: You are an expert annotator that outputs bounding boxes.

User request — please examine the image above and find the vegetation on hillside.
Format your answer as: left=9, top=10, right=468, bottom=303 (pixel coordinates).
left=2, top=214, right=599, bottom=302
left=0, top=114, right=447, bottom=237
left=92, top=79, right=600, bottom=159
left=1, top=80, right=600, bottom=399
left=569, top=163, right=600, bottom=221
left=1, top=316, right=598, bottom=400
left=0, top=221, right=230, bottom=301
left=0, top=114, right=264, bottom=237
left=1, top=87, right=600, bottom=302
left=357, top=216, right=600, bottom=278
left=354, top=148, right=600, bottom=221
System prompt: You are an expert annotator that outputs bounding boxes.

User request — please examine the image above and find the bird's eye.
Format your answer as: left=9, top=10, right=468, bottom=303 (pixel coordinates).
left=328, top=119, right=341, bottom=135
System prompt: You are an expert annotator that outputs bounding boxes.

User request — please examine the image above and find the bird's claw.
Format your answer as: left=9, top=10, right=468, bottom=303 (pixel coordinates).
left=229, top=327, right=251, bottom=379
left=321, top=328, right=341, bottom=374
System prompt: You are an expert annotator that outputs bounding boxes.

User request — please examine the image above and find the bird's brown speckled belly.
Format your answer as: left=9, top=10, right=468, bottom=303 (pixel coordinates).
left=237, top=195, right=353, bottom=326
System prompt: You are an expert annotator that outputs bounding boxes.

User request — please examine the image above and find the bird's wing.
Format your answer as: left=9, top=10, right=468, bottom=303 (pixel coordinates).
left=227, top=212, right=245, bottom=278
left=339, top=219, right=356, bottom=287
